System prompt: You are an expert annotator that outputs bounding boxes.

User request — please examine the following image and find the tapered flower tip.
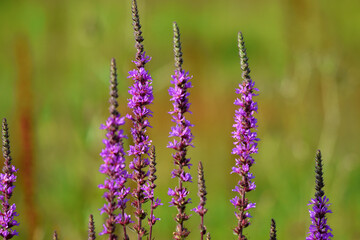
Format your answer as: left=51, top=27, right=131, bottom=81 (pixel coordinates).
left=148, top=145, right=158, bottom=187
left=111, top=58, right=116, bottom=67
left=237, top=32, right=245, bottom=56
left=173, top=22, right=178, bottom=30
left=2, top=118, right=13, bottom=171
left=237, top=31, right=251, bottom=82
left=2, top=118, right=7, bottom=132
left=173, top=22, right=183, bottom=71
left=109, top=58, right=119, bottom=115
left=238, top=32, right=243, bottom=42
left=110, top=58, right=117, bottom=81
left=53, top=231, right=58, bottom=240
left=316, top=149, right=321, bottom=156
left=269, top=218, right=277, bottom=240
left=131, top=0, right=144, bottom=62
left=2, top=118, right=10, bottom=159
left=206, top=232, right=211, bottom=240
left=88, top=214, right=96, bottom=240
left=197, top=161, right=207, bottom=202
left=131, top=0, right=139, bottom=24
left=315, top=149, right=325, bottom=198
left=109, top=58, right=117, bottom=86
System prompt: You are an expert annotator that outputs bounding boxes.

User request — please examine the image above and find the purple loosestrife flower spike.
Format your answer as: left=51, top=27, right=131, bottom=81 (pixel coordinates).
left=99, top=59, right=131, bottom=240
left=128, top=0, right=154, bottom=238
left=0, top=119, right=19, bottom=239
left=192, top=161, right=208, bottom=240
left=230, top=32, right=259, bottom=240
left=88, top=214, right=96, bottom=240
left=167, top=22, right=194, bottom=240
left=144, top=146, right=163, bottom=240
left=269, top=219, right=277, bottom=240
left=306, top=150, right=333, bottom=240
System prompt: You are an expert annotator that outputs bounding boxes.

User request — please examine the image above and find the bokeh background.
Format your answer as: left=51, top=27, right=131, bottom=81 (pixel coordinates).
left=0, top=0, right=359, bottom=239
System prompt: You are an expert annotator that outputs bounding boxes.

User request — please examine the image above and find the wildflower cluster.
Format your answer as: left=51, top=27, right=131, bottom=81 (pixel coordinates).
left=126, top=0, right=157, bottom=238
left=99, top=59, right=131, bottom=239
left=230, top=32, right=259, bottom=239
left=0, top=0, right=337, bottom=239
left=167, top=22, right=194, bottom=239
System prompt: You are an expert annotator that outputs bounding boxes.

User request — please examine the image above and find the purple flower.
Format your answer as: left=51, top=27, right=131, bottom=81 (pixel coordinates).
left=99, top=59, right=131, bottom=239
left=231, top=32, right=259, bottom=239
left=168, top=187, right=191, bottom=207
left=306, top=150, right=333, bottom=240
left=0, top=119, right=19, bottom=240
left=127, top=0, right=157, bottom=237
left=306, top=196, right=333, bottom=240
left=168, top=22, right=194, bottom=240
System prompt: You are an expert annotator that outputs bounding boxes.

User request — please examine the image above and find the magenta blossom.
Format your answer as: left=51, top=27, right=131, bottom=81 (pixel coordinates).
left=98, top=59, right=131, bottom=239
left=231, top=32, right=259, bottom=239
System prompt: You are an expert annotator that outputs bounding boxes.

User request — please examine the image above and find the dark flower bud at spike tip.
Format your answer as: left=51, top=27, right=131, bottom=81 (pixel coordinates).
left=238, top=32, right=251, bottom=83
left=2, top=119, right=11, bottom=166
left=148, top=146, right=157, bottom=185
left=173, top=22, right=183, bottom=72
left=109, top=58, right=119, bottom=116
left=269, top=219, right=277, bottom=240
left=131, top=0, right=144, bottom=66
left=315, top=150, right=325, bottom=198
left=206, top=233, right=211, bottom=240
left=53, top=231, right=58, bottom=240
left=88, top=214, right=96, bottom=240
left=197, top=161, right=207, bottom=205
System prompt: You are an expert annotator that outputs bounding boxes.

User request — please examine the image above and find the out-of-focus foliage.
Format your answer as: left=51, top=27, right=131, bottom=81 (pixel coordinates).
left=0, top=0, right=359, bottom=239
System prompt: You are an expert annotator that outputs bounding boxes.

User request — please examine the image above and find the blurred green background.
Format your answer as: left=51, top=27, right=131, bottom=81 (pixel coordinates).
left=0, top=0, right=359, bottom=239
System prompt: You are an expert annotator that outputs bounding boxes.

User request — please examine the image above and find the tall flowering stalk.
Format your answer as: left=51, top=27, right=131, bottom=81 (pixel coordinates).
left=193, top=161, right=208, bottom=240
left=0, top=118, right=19, bottom=239
left=99, top=59, right=131, bottom=240
left=167, top=22, right=194, bottom=240
left=127, top=0, right=155, bottom=238
left=306, top=150, right=333, bottom=240
left=143, top=146, right=162, bottom=240
left=230, top=32, right=259, bottom=240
